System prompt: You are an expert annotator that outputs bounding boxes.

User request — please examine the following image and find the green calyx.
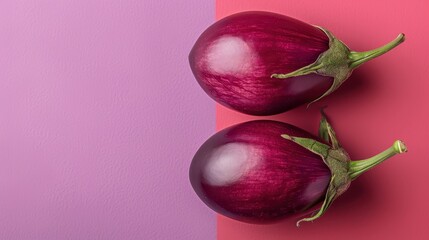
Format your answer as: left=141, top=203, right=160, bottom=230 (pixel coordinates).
left=271, top=28, right=405, bottom=106
left=281, top=110, right=407, bottom=226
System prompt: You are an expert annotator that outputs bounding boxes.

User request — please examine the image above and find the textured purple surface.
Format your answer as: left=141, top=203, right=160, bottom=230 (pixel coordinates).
left=190, top=121, right=331, bottom=223
left=0, top=1, right=215, bottom=239
left=189, top=11, right=332, bottom=115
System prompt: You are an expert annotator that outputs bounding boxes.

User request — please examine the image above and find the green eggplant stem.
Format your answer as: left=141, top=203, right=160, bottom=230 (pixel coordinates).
left=348, top=140, right=407, bottom=180
left=271, top=30, right=405, bottom=107
left=349, top=33, right=405, bottom=69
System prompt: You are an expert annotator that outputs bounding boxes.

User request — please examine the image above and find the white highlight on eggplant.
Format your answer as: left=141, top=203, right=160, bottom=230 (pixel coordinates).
left=206, top=36, right=256, bottom=75
left=204, top=143, right=259, bottom=186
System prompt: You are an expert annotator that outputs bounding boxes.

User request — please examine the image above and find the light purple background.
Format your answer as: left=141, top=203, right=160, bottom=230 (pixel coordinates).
left=0, top=1, right=215, bottom=239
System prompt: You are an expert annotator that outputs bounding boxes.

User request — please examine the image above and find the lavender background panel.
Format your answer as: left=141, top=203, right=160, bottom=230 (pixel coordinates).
left=0, top=1, right=215, bottom=239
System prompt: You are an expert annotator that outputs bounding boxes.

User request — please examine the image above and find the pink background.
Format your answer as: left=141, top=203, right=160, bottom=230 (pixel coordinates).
left=0, top=1, right=215, bottom=239
left=217, top=0, right=429, bottom=239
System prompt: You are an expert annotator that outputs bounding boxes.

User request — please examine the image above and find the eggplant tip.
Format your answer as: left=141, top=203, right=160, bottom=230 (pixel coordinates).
left=398, top=33, right=406, bottom=43
left=281, top=134, right=292, bottom=140
left=394, top=140, right=407, bottom=153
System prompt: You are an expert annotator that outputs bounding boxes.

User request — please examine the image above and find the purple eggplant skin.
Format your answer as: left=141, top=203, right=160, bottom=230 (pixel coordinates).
left=189, top=11, right=404, bottom=116
left=189, top=120, right=331, bottom=223
left=189, top=11, right=332, bottom=116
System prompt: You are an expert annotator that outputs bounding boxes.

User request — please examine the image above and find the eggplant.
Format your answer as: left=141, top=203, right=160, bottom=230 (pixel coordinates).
left=189, top=11, right=404, bottom=115
left=189, top=112, right=407, bottom=225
